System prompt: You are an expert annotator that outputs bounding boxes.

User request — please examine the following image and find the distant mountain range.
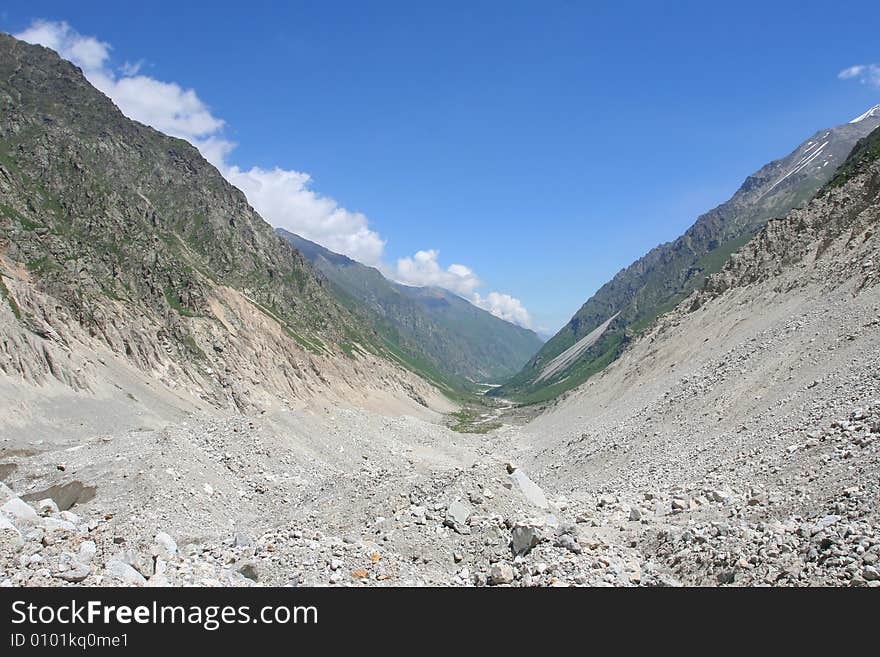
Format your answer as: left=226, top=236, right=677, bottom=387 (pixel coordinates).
left=278, top=230, right=544, bottom=390
left=494, top=105, right=880, bottom=404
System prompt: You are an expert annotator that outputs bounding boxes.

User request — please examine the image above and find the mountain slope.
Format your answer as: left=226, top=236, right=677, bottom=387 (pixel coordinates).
left=496, top=107, right=880, bottom=403
left=278, top=229, right=543, bottom=386
left=518, top=126, right=880, bottom=585
left=0, top=33, right=444, bottom=415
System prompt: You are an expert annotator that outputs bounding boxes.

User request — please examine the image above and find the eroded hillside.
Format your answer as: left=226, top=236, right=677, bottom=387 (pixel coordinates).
left=0, top=34, right=446, bottom=423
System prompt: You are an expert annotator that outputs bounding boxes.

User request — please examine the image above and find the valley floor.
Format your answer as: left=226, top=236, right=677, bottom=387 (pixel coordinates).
left=2, top=263, right=879, bottom=588
left=1, top=394, right=877, bottom=587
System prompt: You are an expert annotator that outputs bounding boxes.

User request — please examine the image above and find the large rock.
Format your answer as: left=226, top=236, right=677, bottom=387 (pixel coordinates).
left=554, top=531, right=582, bottom=554
left=106, top=560, right=147, bottom=586
left=488, top=562, right=515, bottom=585
left=511, top=521, right=543, bottom=556
left=1, top=497, right=39, bottom=524
left=444, top=500, right=473, bottom=534
left=78, top=540, right=97, bottom=564
left=811, top=515, right=841, bottom=535
left=40, top=517, right=77, bottom=534
left=58, top=561, right=91, bottom=583
left=36, top=499, right=60, bottom=515
left=154, top=532, right=178, bottom=558
left=113, top=550, right=155, bottom=578
left=509, top=470, right=549, bottom=509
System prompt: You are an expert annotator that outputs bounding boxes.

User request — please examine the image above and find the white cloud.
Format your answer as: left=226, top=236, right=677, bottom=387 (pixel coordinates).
left=109, top=75, right=226, bottom=141
left=473, top=292, right=533, bottom=328
left=120, top=59, right=144, bottom=76
left=15, top=19, right=233, bottom=166
left=838, top=63, right=880, bottom=88
left=390, top=250, right=481, bottom=296
left=388, top=251, right=534, bottom=328
left=14, top=19, right=535, bottom=329
left=226, top=166, right=386, bottom=265
left=16, top=19, right=111, bottom=70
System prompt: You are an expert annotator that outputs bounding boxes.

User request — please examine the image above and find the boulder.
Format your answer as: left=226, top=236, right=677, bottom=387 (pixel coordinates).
left=1, top=497, right=39, bottom=524
left=488, top=562, right=514, bottom=585
left=78, top=540, right=97, bottom=564
left=36, top=499, right=60, bottom=515
left=106, top=560, right=147, bottom=586
left=58, top=561, right=91, bottom=583
left=511, top=521, right=543, bottom=556
left=114, top=549, right=155, bottom=578
left=154, top=532, right=178, bottom=558
left=811, top=515, right=841, bottom=536
left=509, top=470, right=549, bottom=509
left=554, top=532, right=582, bottom=554
left=444, top=500, right=473, bottom=533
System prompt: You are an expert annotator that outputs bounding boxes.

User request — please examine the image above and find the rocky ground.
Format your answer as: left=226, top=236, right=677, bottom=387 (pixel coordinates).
left=2, top=273, right=879, bottom=587
left=1, top=387, right=877, bottom=587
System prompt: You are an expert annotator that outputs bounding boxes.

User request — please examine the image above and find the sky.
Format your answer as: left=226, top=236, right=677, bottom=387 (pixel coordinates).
left=3, top=1, right=880, bottom=336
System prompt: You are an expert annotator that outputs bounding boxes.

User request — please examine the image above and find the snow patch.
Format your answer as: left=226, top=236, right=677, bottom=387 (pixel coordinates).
left=849, top=104, right=880, bottom=124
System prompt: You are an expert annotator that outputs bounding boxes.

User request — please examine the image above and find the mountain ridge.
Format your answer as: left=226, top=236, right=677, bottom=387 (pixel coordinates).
left=278, top=228, right=543, bottom=387
left=494, top=107, right=880, bottom=404
left=0, top=33, right=446, bottom=414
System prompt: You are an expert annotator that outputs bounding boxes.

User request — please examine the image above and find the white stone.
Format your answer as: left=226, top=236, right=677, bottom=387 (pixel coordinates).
left=509, top=470, right=549, bottom=509
left=59, top=562, right=90, bottom=583
left=36, top=499, right=60, bottom=515
left=488, top=562, right=514, bottom=585
left=106, top=560, right=147, bottom=586
left=1, top=497, right=38, bottom=524
left=154, top=532, right=178, bottom=557
left=78, top=540, right=97, bottom=564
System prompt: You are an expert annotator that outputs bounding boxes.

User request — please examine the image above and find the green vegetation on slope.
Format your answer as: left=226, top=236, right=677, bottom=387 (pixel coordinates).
left=0, top=33, right=382, bottom=370
left=0, top=275, right=22, bottom=320
left=823, top=125, right=880, bottom=191
left=279, top=230, right=544, bottom=392
left=447, top=407, right=502, bottom=434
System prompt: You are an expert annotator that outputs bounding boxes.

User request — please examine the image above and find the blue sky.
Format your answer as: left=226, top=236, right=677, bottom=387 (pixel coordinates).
left=3, top=1, right=880, bottom=334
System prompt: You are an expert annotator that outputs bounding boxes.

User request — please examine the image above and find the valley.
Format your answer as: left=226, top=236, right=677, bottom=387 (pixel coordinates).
left=1, top=32, right=879, bottom=588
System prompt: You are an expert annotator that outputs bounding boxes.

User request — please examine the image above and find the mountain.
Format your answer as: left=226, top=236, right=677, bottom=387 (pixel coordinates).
left=518, top=125, right=880, bottom=585
left=495, top=106, right=880, bottom=404
left=278, top=229, right=543, bottom=386
left=0, top=33, right=444, bottom=415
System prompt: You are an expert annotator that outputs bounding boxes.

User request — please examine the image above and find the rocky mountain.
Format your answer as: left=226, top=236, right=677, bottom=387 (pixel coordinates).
left=517, top=124, right=880, bottom=585
left=0, top=33, right=445, bottom=416
left=495, top=107, right=880, bottom=403
left=278, top=229, right=543, bottom=386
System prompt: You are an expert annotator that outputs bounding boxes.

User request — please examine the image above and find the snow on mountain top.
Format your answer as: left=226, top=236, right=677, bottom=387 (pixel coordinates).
left=850, top=104, right=880, bottom=123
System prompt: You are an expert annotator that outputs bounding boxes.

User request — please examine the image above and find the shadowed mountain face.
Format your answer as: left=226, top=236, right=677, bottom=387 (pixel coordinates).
left=495, top=108, right=880, bottom=404
left=278, top=229, right=544, bottom=387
